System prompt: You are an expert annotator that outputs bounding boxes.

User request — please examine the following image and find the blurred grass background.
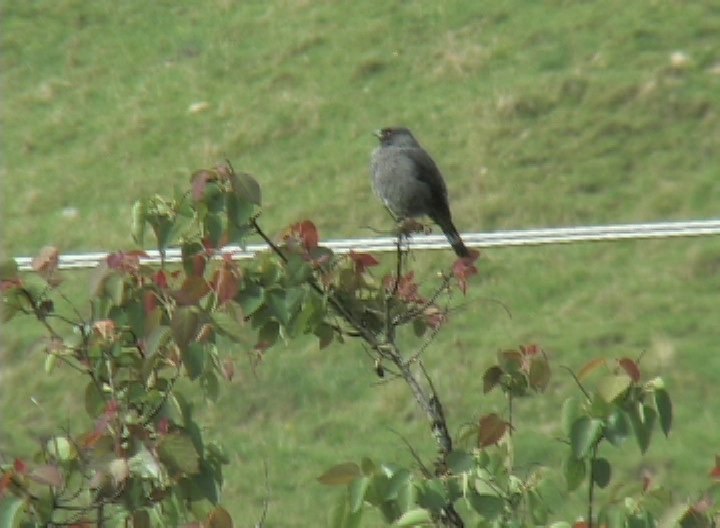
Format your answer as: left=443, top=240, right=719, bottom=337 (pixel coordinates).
left=2, top=1, right=720, bottom=525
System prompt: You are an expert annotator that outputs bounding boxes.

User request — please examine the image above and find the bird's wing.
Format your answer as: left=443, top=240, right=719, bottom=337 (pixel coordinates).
left=404, top=147, right=450, bottom=205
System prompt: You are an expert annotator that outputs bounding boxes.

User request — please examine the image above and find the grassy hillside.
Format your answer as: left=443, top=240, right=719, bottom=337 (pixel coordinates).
left=2, top=1, right=720, bottom=525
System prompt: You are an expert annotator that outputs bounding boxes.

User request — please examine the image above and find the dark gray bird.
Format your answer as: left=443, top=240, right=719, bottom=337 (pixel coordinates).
left=370, top=127, right=470, bottom=258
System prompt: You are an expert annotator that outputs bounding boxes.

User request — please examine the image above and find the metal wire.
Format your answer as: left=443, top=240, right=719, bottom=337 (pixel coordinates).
left=13, top=219, right=720, bottom=271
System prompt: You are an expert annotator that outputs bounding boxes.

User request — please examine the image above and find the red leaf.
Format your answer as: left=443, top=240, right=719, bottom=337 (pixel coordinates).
left=93, top=320, right=116, bottom=340
left=299, top=221, right=319, bottom=249
left=384, top=272, right=424, bottom=303
left=286, top=220, right=320, bottom=252
left=642, top=474, right=652, bottom=492
left=191, top=169, right=216, bottom=202
left=186, top=254, right=207, bottom=277
left=452, top=250, right=480, bottom=294
left=521, top=344, right=541, bottom=356
left=29, top=465, right=64, bottom=488
left=154, top=270, right=168, bottom=288
left=32, top=246, right=59, bottom=277
left=618, top=357, right=641, bottom=382
left=212, top=261, right=241, bottom=305
left=158, top=418, right=171, bottom=435
left=423, top=305, right=447, bottom=329
left=144, top=290, right=158, bottom=313
left=577, top=358, right=607, bottom=380
left=0, top=278, right=23, bottom=292
left=14, top=458, right=28, bottom=475
left=106, top=251, right=145, bottom=273
left=710, top=455, right=720, bottom=479
left=172, top=277, right=211, bottom=306
left=477, top=413, right=508, bottom=447
left=349, top=251, right=379, bottom=274
left=222, top=359, right=235, bottom=381
left=106, top=399, right=120, bottom=415
left=0, top=471, right=13, bottom=494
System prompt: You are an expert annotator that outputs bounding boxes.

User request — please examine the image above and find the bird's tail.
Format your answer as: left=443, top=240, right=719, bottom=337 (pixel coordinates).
left=437, top=218, right=470, bottom=258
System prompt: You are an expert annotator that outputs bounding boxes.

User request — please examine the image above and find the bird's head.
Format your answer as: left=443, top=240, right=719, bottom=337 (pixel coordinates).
left=373, top=127, right=420, bottom=148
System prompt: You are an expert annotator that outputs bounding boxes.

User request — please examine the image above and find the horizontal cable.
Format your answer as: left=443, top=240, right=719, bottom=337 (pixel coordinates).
left=13, top=219, right=720, bottom=271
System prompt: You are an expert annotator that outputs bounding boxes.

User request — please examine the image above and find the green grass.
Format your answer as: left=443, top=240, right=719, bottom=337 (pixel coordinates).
left=3, top=0, right=720, bottom=525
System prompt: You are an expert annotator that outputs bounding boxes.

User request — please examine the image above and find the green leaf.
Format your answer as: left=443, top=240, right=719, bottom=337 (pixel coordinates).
left=466, top=491, right=504, bottom=520
left=561, top=396, right=583, bottom=437
left=144, top=325, right=171, bottom=359
left=285, top=253, right=313, bottom=285
left=563, top=453, right=586, bottom=491
left=230, top=172, right=262, bottom=206
left=497, top=349, right=523, bottom=374
left=570, top=416, right=603, bottom=459
left=105, top=272, right=125, bottom=306
left=605, top=408, right=631, bottom=447
left=393, top=509, right=432, bottom=527
left=226, top=192, right=254, bottom=229
left=360, top=457, right=375, bottom=476
left=592, top=457, right=611, bottom=488
left=182, top=342, right=207, bottom=380
left=315, top=323, right=335, bottom=349
left=44, top=353, right=57, bottom=374
left=171, top=307, right=200, bottom=350
left=0, top=496, right=26, bottom=528
left=131, top=200, right=147, bottom=245
left=597, top=374, right=631, bottom=403
left=629, top=403, right=657, bottom=454
left=131, top=509, right=151, bottom=528
left=257, top=320, right=280, bottom=350
left=129, top=443, right=163, bottom=481
left=204, top=212, right=225, bottom=248
left=416, top=479, right=447, bottom=515
left=654, top=388, right=672, bottom=437
left=266, top=289, right=289, bottom=326
left=166, top=212, right=194, bottom=247
left=482, top=366, right=504, bottom=394
left=201, top=370, right=220, bottom=402
left=212, top=309, right=244, bottom=341
left=84, top=381, right=106, bottom=417
left=412, top=317, right=427, bottom=337
left=446, top=450, right=474, bottom=474
left=318, top=463, right=362, bottom=485
left=285, top=287, right=305, bottom=319
left=528, top=489, right=549, bottom=525
left=207, top=506, right=233, bottom=528
left=385, top=469, right=412, bottom=501
left=599, top=506, right=627, bottom=528
left=157, top=433, right=200, bottom=476
left=45, top=436, right=75, bottom=462
left=0, top=258, right=19, bottom=280
left=349, top=476, right=369, bottom=513
left=528, top=355, right=551, bottom=391
left=236, top=282, right=265, bottom=316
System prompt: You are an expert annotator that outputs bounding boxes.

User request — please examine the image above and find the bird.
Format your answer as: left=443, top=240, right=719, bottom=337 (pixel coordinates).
left=370, top=127, right=470, bottom=258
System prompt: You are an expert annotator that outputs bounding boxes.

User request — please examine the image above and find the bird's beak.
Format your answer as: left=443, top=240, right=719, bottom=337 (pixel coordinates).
left=372, top=129, right=383, bottom=139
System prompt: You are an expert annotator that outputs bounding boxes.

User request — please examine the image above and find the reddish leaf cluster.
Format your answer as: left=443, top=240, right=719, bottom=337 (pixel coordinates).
left=452, top=249, right=480, bottom=294
left=106, top=250, right=148, bottom=273
left=285, top=220, right=319, bottom=252
left=483, top=344, right=551, bottom=395
left=211, top=256, right=242, bottom=305
left=477, top=412, right=510, bottom=447
left=710, top=455, right=720, bottom=479
left=348, top=250, right=379, bottom=275
left=384, top=271, right=424, bottom=303
left=32, top=245, right=61, bottom=286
